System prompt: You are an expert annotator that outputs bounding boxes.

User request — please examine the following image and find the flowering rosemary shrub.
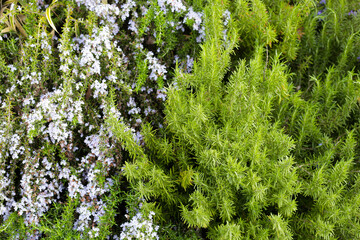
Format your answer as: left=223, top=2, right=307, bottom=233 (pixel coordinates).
left=0, top=0, right=205, bottom=238
left=1, top=0, right=360, bottom=239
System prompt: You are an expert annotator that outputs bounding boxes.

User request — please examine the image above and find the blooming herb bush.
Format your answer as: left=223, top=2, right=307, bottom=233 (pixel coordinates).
left=0, top=0, right=205, bottom=238
left=1, top=0, right=360, bottom=239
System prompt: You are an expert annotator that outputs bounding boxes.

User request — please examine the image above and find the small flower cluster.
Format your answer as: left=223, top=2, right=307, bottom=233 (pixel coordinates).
left=8, top=134, right=25, bottom=160
left=121, top=0, right=136, bottom=21
left=91, top=80, right=108, bottom=98
left=175, top=55, right=194, bottom=73
left=23, top=88, right=84, bottom=145
left=116, top=211, right=159, bottom=240
left=158, top=0, right=186, bottom=13
left=14, top=155, right=63, bottom=227
left=75, top=0, right=121, bottom=20
left=146, top=51, right=167, bottom=82
left=222, top=9, right=232, bottom=46
left=0, top=170, right=12, bottom=218
left=77, top=26, right=118, bottom=76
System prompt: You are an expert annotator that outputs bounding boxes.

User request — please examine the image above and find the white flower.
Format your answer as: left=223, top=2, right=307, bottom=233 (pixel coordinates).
left=133, top=131, right=143, bottom=145
left=120, top=210, right=159, bottom=240
left=158, top=0, right=186, bottom=13
left=186, top=55, right=194, bottom=73
left=8, top=134, right=25, bottom=159
left=128, top=20, right=138, bottom=34
left=156, top=89, right=167, bottom=101
left=121, top=0, right=136, bottom=21
left=46, top=121, right=71, bottom=144
left=128, top=107, right=141, bottom=115
left=77, top=26, right=117, bottom=76
left=184, top=7, right=203, bottom=31
left=108, top=71, right=118, bottom=83
left=68, top=175, right=84, bottom=198
left=146, top=51, right=167, bottom=81
left=196, top=25, right=206, bottom=43
left=8, top=64, right=17, bottom=72
left=23, top=96, right=35, bottom=106
left=91, top=80, right=108, bottom=98
left=223, top=9, right=231, bottom=26
left=144, top=106, right=156, bottom=116
left=127, top=97, right=136, bottom=107
left=75, top=0, right=120, bottom=19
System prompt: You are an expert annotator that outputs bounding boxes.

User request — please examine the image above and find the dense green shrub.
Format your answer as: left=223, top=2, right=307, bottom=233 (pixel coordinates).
left=1, top=0, right=360, bottom=239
